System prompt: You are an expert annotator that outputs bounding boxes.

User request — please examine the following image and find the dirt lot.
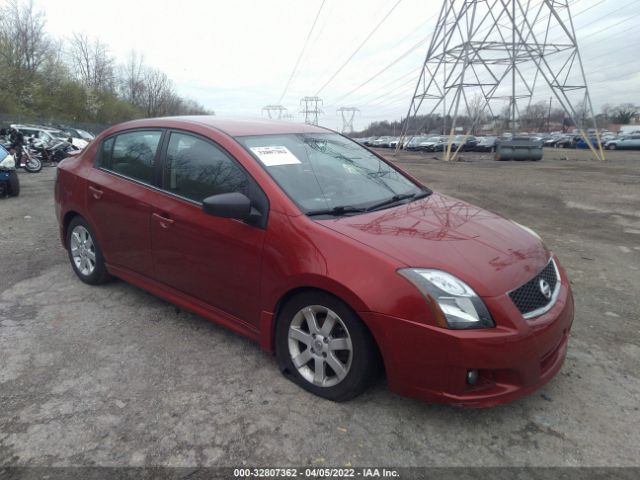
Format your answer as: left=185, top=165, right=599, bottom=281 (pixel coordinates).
left=1, top=148, right=639, bottom=468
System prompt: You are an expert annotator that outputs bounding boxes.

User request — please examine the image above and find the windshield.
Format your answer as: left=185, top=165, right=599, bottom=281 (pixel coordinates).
left=77, top=129, right=94, bottom=140
left=237, top=133, right=427, bottom=215
left=49, top=131, right=68, bottom=139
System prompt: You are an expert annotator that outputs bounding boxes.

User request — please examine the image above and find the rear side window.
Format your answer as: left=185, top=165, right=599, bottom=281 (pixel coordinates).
left=98, top=130, right=162, bottom=184
left=164, top=132, right=248, bottom=202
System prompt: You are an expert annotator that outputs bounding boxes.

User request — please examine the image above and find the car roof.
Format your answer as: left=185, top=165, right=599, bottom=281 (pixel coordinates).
left=12, top=124, right=62, bottom=133
left=107, top=116, right=331, bottom=137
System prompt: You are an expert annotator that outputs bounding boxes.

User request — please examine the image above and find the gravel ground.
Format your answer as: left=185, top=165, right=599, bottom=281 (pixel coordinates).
left=0, top=148, right=639, bottom=468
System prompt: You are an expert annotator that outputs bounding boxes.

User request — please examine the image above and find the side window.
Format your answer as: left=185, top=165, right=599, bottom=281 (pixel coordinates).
left=164, top=132, right=248, bottom=203
left=98, top=137, right=115, bottom=168
left=100, top=130, right=162, bottom=184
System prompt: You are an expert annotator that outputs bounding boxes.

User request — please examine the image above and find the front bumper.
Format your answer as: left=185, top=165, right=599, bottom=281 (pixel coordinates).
left=362, top=259, right=574, bottom=408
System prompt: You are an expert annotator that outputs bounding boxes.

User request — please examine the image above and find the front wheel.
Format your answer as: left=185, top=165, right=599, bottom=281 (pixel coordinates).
left=66, top=216, right=111, bottom=285
left=608, top=144, right=616, bottom=150
left=276, top=292, right=380, bottom=401
left=22, top=154, right=42, bottom=173
left=8, top=171, right=19, bottom=196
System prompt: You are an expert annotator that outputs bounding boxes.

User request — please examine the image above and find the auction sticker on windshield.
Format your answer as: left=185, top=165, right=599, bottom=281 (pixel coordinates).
left=250, top=146, right=301, bottom=166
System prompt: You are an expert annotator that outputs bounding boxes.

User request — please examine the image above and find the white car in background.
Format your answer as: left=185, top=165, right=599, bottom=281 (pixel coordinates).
left=11, top=124, right=89, bottom=149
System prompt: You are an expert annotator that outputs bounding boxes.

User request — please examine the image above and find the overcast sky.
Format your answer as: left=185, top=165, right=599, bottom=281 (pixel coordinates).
left=38, top=0, right=640, bottom=131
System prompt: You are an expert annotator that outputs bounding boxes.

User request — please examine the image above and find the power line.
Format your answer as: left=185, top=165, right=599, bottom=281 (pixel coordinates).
left=315, top=0, right=404, bottom=96
left=278, top=0, right=326, bottom=104
left=546, top=0, right=638, bottom=44
left=335, top=35, right=427, bottom=102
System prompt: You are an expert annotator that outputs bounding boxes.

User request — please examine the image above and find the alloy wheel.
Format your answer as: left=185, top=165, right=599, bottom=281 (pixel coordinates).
left=70, top=225, right=96, bottom=276
left=288, top=305, right=353, bottom=388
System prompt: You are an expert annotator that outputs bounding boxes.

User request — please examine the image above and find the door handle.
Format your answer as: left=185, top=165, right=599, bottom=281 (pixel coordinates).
left=152, top=212, right=174, bottom=228
left=88, top=185, right=103, bottom=199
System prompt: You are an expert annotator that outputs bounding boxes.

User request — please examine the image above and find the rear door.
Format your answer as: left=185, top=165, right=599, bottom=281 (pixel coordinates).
left=86, top=129, right=164, bottom=277
left=150, top=130, right=267, bottom=326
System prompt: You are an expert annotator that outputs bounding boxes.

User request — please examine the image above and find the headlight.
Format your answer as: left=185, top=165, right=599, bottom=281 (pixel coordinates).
left=398, top=269, right=494, bottom=329
left=0, top=154, right=15, bottom=169
left=513, top=221, right=542, bottom=241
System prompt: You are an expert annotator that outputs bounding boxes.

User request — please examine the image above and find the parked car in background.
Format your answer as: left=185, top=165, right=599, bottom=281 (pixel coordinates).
left=372, top=136, right=393, bottom=148
left=55, top=116, right=574, bottom=407
left=449, top=135, right=479, bottom=151
left=388, top=137, right=402, bottom=149
left=404, top=136, right=428, bottom=151
left=542, top=136, right=562, bottom=148
left=419, top=136, right=446, bottom=152
left=58, top=126, right=95, bottom=142
left=555, top=135, right=580, bottom=149
left=604, top=135, right=640, bottom=150
left=475, top=136, right=498, bottom=152
left=575, top=137, right=602, bottom=150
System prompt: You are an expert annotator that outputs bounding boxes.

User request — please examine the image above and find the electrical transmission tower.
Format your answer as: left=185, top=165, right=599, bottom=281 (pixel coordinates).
left=337, top=107, right=360, bottom=133
left=300, top=96, right=324, bottom=125
left=398, top=0, right=604, bottom=160
left=262, top=105, right=288, bottom=119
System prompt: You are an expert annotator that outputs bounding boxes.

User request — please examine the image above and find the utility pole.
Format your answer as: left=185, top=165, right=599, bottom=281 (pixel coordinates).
left=337, top=107, right=359, bottom=133
left=300, top=96, right=323, bottom=125
left=397, top=0, right=605, bottom=160
left=262, top=105, right=288, bottom=120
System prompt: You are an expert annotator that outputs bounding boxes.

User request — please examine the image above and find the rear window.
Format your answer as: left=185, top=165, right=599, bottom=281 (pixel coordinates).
left=98, top=130, right=162, bottom=184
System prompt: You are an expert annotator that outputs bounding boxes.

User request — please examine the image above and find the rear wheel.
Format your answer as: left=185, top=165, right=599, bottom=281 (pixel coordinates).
left=276, top=291, right=380, bottom=401
left=66, top=216, right=111, bottom=285
left=608, top=144, right=616, bottom=150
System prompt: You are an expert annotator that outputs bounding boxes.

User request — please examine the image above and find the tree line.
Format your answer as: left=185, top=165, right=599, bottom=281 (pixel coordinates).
left=355, top=99, right=638, bottom=138
left=0, top=0, right=212, bottom=128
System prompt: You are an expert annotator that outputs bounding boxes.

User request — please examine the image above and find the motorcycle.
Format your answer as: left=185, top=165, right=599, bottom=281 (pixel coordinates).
left=0, top=145, right=19, bottom=197
left=29, top=136, right=77, bottom=165
left=0, top=136, right=42, bottom=173
left=15, top=145, right=42, bottom=173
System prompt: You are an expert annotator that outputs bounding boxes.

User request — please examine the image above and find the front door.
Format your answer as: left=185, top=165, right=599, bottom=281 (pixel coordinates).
left=150, top=131, right=266, bottom=326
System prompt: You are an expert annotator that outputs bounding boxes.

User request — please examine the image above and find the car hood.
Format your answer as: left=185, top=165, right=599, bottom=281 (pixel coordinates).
left=317, top=192, right=550, bottom=297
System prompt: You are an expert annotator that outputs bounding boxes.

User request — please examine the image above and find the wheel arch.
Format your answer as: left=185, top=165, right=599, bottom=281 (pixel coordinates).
left=266, top=285, right=384, bottom=372
left=61, top=210, right=81, bottom=248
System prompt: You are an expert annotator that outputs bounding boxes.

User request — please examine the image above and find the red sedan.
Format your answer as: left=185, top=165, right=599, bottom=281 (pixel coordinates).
left=54, top=116, right=574, bottom=407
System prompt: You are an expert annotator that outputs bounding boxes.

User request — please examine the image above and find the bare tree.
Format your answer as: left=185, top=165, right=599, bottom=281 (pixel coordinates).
left=68, top=33, right=114, bottom=91
left=0, top=0, right=50, bottom=73
left=611, top=103, right=638, bottom=125
left=119, top=50, right=146, bottom=106
left=465, top=94, right=488, bottom=134
left=142, top=67, right=174, bottom=117
left=520, top=101, right=548, bottom=132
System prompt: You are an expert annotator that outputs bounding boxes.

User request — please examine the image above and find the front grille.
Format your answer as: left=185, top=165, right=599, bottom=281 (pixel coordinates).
left=509, top=260, right=559, bottom=318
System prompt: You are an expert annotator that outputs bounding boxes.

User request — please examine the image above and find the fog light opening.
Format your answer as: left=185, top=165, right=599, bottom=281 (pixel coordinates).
left=466, top=369, right=479, bottom=386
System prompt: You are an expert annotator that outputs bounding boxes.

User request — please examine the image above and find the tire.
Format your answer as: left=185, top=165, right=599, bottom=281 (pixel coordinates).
left=7, top=171, right=19, bottom=196
left=66, top=216, right=111, bottom=285
left=275, top=291, right=381, bottom=402
left=608, top=144, right=616, bottom=150
left=23, top=155, right=42, bottom=173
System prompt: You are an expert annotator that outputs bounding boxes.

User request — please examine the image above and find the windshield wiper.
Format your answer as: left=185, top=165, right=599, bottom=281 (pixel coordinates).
left=306, top=205, right=367, bottom=217
left=366, top=189, right=431, bottom=212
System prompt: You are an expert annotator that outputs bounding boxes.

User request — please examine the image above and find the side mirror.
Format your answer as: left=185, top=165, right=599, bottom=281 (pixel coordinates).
left=202, top=192, right=261, bottom=223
